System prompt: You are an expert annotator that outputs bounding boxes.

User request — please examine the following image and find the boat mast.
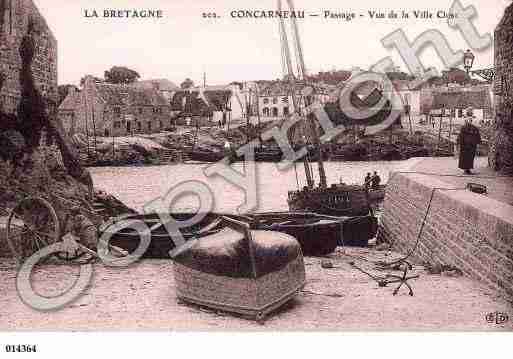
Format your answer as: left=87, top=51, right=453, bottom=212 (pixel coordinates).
left=254, top=83, right=263, bottom=147
left=283, top=0, right=327, bottom=188
left=278, top=0, right=314, bottom=188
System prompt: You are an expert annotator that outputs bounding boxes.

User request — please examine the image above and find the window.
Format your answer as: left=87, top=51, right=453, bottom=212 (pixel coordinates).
left=262, top=108, right=270, bottom=117
left=272, top=97, right=278, bottom=104
left=114, top=121, right=121, bottom=129
left=283, top=107, right=289, bottom=116
left=282, top=97, right=288, bottom=103
left=137, top=122, right=142, bottom=131
left=114, top=107, right=121, bottom=116
left=467, top=108, right=473, bottom=117
left=272, top=107, right=279, bottom=117
left=159, top=120, right=163, bottom=128
left=139, top=108, right=143, bottom=114
left=148, top=121, right=152, bottom=131
left=458, top=109, right=463, bottom=118
left=263, top=98, right=269, bottom=105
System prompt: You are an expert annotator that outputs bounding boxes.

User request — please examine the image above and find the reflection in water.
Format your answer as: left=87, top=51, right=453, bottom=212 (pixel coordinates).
left=90, top=161, right=404, bottom=214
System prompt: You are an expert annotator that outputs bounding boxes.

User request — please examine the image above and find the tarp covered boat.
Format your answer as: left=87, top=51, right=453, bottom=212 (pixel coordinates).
left=173, top=217, right=305, bottom=322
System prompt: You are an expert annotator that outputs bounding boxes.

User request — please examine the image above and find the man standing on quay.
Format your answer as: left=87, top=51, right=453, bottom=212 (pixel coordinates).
left=457, top=117, right=481, bottom=174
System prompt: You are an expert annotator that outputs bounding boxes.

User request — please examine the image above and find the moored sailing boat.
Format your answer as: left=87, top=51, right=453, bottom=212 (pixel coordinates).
left=277, top=0, right=387, bottom=216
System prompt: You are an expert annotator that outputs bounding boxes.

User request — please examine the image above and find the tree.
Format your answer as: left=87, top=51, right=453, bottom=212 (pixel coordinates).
left=180, top=78, right=194, bottom=89
left=104, top=66, right=140, bottom=85
left=57, top=84, right=79, bottom=106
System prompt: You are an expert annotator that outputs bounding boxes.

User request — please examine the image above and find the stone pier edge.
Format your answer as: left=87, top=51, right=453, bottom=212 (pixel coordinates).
left=379, top=161, right=513, bottom=302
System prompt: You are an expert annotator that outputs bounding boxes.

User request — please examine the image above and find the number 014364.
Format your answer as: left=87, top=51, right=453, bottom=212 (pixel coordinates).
left=5, top=345, right=37, bottom=353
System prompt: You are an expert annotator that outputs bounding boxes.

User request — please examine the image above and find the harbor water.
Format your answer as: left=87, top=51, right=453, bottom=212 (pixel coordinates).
left=90, top=161, right=405, bottom=214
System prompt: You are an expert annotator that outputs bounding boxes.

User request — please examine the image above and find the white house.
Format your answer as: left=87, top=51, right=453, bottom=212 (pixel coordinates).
left=429, top=89, right=493, bottom=125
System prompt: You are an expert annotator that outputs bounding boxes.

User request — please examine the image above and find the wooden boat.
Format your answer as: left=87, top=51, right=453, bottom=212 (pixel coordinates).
left=275, top=5, right=392, bottom=218
left=254, top=147, right=283, bottom=162
left=368, top=185, right=386, bottom=202
left=232, top=146, right=283, bottom=162
left=288, top=184, right=372, bottom=217
left=329, top=144, right=368, bottom=161
left=172, top=216, right=305, bottom=322
left=187, top=148, right=228, bottom=163
left=98, top=212, right=226, bottom=258
left=236, top=212, right=378, bottom=254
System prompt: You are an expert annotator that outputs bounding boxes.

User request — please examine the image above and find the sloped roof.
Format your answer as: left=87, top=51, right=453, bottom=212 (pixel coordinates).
left=96, top=83, right=169, bottom=107
left=258, top=81, right=306, bottom=96
left=386, top=71, right=414, bottom=81
left=58, top=90, right=82, bottom=111
left=170, top=89, right=232, bottom=114
left=131, top=79, right=180, bottom=92
left=432, top=90, right=492, bottom=111
left=305, top=70, right=352, bottom=85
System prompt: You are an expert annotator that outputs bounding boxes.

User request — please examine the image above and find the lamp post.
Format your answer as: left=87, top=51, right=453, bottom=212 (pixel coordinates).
left=463, top=49, right=475, bottom=75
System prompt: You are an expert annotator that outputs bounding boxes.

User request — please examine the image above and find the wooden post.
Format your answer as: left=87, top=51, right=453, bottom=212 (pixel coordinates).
left=437, top=114, right=443, bottom=152
left=408, top=111, right=413, bottom=136
left=448, top=114, right=453, bottom=143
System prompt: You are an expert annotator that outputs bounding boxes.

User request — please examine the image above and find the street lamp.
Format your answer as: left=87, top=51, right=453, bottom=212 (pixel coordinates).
left=463, top=49, right=475, bottom=75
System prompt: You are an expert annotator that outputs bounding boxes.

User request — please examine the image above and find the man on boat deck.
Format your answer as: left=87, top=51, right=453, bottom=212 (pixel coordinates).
left=371, top=171, right=381, bottom=190
left=364, top=173, right=372, bottom=189
left=457, top=117, right=481, bottom=175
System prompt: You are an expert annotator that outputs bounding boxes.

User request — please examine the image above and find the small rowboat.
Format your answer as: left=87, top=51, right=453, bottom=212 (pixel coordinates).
left=98, top=213, right=225, bottom=258
left=99, top=211, right=378, bottom=260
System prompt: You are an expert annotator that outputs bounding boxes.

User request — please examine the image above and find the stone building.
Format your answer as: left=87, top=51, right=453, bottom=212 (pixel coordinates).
left=170, top=84, right=245, bottom=126
left=490, top=3, right=513, bottom=174
left=130, top=79, right=179, bottom=101
left=0, top=0, right=58, bottom=114
left=58, top=75, right=171, bottom=137
left=429, top=89, right=493, bottom=125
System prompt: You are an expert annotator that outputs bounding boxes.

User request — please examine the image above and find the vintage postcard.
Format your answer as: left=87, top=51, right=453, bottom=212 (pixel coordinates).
left=0, top=0, right=512, bottom=345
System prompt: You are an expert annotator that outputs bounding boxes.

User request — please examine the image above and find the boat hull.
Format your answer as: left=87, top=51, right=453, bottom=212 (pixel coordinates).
left=239, top=212, right=378, bottom=254
left=99, top=212, right=225, bottom=258
left=188, top=148, right=230, bottom=163
left=287, top=185, right=371, bottom=217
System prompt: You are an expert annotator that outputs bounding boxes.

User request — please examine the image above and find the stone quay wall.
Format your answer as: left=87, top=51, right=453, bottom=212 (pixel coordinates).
left=378, top=172, right=513, bottom=301
left=490, top=3, right=513, bottom=173
left=0, top=217, right=9, bottom=257
left=0, top=0, right=58, bottom=114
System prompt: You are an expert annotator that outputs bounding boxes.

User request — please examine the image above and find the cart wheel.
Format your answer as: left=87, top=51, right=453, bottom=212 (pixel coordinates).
left=7, top=197, right=60, bottom=265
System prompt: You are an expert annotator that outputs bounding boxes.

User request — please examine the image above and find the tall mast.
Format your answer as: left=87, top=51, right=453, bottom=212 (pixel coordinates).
left=255, top=83, right=263, bottom=147
left=281, top=0, right=327, bottom=188
left=278, top=0, right=314, bottom=188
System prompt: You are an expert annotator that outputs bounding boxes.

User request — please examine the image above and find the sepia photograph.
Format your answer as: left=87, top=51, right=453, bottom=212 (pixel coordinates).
left=0, top=0, right=512, bottom=352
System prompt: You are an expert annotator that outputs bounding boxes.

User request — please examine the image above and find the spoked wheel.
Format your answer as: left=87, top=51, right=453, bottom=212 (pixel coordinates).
left=6, top=197, right=60, bottom=265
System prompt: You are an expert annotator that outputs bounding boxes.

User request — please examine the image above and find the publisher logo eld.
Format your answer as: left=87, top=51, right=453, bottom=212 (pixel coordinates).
left=485, top=312, right=509, bottom=325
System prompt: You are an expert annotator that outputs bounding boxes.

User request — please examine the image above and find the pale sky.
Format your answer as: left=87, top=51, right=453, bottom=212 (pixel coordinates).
left=34, top=0, right=510, bottom=86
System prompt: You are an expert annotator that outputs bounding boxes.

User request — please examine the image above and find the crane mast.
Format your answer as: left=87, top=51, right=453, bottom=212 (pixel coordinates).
left=278, top=0, right=327, bottom=189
